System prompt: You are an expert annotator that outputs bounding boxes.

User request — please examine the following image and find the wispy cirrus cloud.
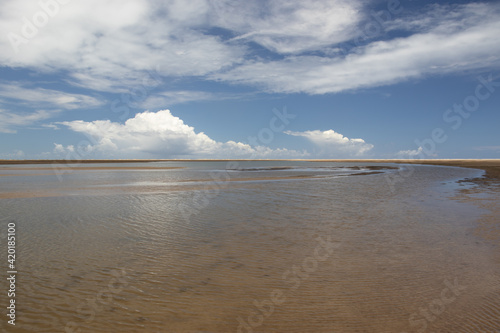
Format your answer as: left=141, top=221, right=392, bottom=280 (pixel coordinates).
left=0, top=108, right=54, bottom=133
left=0, top=82, right=103, bottom=109
left=139, top=90, right=244, bottom=109
left=1, top=0, right=500, bottom=150
left=213, top=3, right=500, bottom=94
left=0, top=0, right=244, bottom=93
left=211, top=0, right=363, bottom=54
left=0, top=82, right=103, bottom=133
left=1, top=1, right=499, bottom=99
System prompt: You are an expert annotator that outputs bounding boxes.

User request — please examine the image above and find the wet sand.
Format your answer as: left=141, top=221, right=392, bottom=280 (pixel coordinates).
left=0, top=166, right=184, bottom=171
left=0, top=159, right=170, bottom=164
left=309, top=159, right=500, bottom=183
left=396, top=159, right=500, bottom=184
left=1, top=159, right=497, bottom=203
left=0, top=172, right=386, bottom=199
left=1, top=160, right=499, bottom=332
left=1, top=158, right=498, bottom=178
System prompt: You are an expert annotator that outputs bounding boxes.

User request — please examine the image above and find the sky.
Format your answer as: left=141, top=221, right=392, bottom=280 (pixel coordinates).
left=0, top=0, right=499, bottom=160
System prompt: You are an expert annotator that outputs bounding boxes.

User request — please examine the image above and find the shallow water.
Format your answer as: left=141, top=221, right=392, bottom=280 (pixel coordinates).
left=1, top=161, right=499, bottom=332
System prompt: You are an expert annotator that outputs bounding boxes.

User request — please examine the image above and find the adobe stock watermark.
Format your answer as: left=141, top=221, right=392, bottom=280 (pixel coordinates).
left=236, top=236, right=339, bottom=333
left=50, top=66, right=162, bottom=181
left=50, top=130, right=102, bottom=181
left=64, top=268, right=129, bottom=333
left=110, top=66, right=163, bottom=121
left=246, top=107, right=296, bottom=148
left=7, top=0, right=72, bottom=54
left=337, top=0, right=402, bottom=56
left=402, top=277, right=467, bottom=333
left=177, top=106, right=296, bottom=223
left=386, top=73, right=500, bottom=192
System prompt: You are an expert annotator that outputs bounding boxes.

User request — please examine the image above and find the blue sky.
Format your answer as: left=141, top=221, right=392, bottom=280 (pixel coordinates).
left=1, top=0, right=499, bottom=159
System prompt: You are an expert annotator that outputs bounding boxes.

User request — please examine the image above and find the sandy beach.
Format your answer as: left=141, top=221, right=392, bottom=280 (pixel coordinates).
left=308, top=159, right=500, bottom=182
left=1, top=158, right=499, bottom=180
left=395, top=159, right=500, bottom=183
left=0, top=164, right=398, bottom=199
left=1, top=159, right=499, bottom=332
left=0, top=166, right=184, bottom=171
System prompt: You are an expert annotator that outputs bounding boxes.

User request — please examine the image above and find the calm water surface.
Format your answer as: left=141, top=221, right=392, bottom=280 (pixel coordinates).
left=1, top=161, right=499, bottom=332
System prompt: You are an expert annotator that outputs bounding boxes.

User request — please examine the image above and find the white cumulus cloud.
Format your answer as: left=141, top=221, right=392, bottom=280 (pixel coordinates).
left=395, top=146, right=424, bottom=158
left=0, top=149, right=25, bottom=159
left=285, top=129, right=373, bottom=157
left=57, top=109, right=306, bottom=159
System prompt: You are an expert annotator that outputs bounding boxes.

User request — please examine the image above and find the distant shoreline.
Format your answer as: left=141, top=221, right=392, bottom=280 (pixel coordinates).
left=2, top=158, right=500, bottom=163
left=1, top=158, right=499, bottom=182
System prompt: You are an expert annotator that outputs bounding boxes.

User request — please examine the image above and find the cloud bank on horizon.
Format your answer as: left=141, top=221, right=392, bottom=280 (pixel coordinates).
left=0, top=0, right=499, bottom=159
left=285, top=130, right=373, bottom=156
left=56, top=110, right=308, bottom=159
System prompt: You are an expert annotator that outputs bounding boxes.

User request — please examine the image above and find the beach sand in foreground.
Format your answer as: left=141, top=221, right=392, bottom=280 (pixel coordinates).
left=1, top=160, right=499, bottom=331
